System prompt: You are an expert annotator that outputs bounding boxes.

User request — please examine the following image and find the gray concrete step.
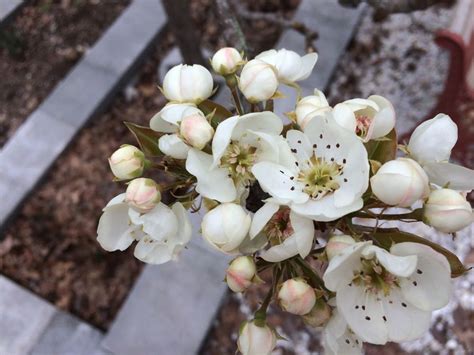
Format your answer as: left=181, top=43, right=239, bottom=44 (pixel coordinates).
left=101, top=211, right=231, bottom=355
left=0, top=0, right=166, bottom=228
left=0, top=275, right=106, bottom=355
left=0, top=0, right=23, bottom=29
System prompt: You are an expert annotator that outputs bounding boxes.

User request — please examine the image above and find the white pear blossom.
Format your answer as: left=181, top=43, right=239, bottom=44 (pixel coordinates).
left=238, top=59, right=279, bottom=103
left=237, top=320, right=276, bottom=355
left=162, top=64, right=213, bottom=104
left=226, top=256, right=257, bottom=293
left=201, top=203, right=251, bottom=253
left=423, top=188, right=473, bottom=233
left=295, top=89, right=331, bottom=128
left=322, top=309, right=363, bottom=355
left=125, top=177, right=161, bottom=213
left=256, top=48, right=318, bottom=84
left=150, top=103, right=212, bottom=159
left=185, top=111, right=284, bottom=202
left=97, top=194, right=191, bottom=264
left=370, top=158, right=429, bottom=207
left=108, top=145, right=145, bottom=180
left=323, top=242, right=451, bottom=345
left=211, top=47, right=243, bottom=75
left=278, top=278, right=316, bottom=315
left=252, top=113, right=369, bottom=222
left=249, top=202, right=315, bottom=262
left=332, top=95, right=396, bottom=141
left=408, top=113, right=474, bottom=191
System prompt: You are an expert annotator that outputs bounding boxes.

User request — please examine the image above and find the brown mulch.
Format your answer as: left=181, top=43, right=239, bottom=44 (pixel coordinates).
left=0, top=0, right=131, bottom=148
left=0, top=0, right=300, bottom=330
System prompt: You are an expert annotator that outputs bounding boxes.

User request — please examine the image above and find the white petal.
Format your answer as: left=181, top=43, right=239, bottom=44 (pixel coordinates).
left=391, top=242, right=451, bottom=311
left=149, top=103, right=199, bottom=133
left=232, top=111, right=283, bottom=146
left=294, top=52, right=318, bottom=81
left=343, top=98, right=379, bottom=112
left=323, top=312, right=364, bottom=355
left=290, top=211, right=315, bottom=258
left=381, top=287, right=432, bottom=342
left=250, top=202, right=280, bottom=239
left=291, top=196, right=363, bottom=222
left=186, top=148, right=237, bottom=202
left=97, top=202, right=135, bottom=252
left=361, top=245, right=417, bottom=277
left=134, top=237, right=173, bottom=264
left=368, top=95, right=396, bottom=139
left=249, top=130, right=281, bottom=164
left=333, top=103, right=357, bottom=132
left=158, top=134, right=190, bottom=159
left=286, top=129, right=313, bottom=169
left=252, top=161, right=308, bottom=204
left=105, top=193, right=126, bottom=207
left=408, top=113, right=457, bottom=164
left=323, top=242, right=370, bottom=291
left=133, top=203, right=179, bottom=241
left=336, top=283, right=388, bottom=345
left=423, top=161, right=474, bottom=191
left=212, top=115, right=240, bottom=166
left=172, top=202, right=192, bottom=246
left=261, top=235, right=299, bottom=262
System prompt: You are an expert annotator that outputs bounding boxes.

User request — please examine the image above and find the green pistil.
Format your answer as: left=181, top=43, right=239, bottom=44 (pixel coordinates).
left=220, top=141, right=257, bottom=185
left=352, top=259, right=399, bottom=296
left=297, top=156, right=342, bottom=199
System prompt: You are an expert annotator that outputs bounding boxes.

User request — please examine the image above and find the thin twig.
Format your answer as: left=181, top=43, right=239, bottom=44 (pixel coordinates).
left=215, top=0, right=249, bottom=53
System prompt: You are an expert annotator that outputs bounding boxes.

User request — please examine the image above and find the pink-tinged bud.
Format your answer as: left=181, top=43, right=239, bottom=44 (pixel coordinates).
left=125, top=178, right=161, bottom=213
left=238, top=59, right=278, bottom=103
left=303, top=298, right=332, bottom=328
left=326, top=235, right=356, bottom=261
left=278, top=278, right=316, bottom=315
left=211, top=47, right=243, bottom=75
left=108, top=145, right=145, bottom=181
left=370, top=158, right=429, bottom=207
left=424, top=188, right=473, bottom=233
left=237, top=320, right=276, bottom=355
left=226, top=256, right=257, bottom=293
left=179, top=113, right=214, bottom=150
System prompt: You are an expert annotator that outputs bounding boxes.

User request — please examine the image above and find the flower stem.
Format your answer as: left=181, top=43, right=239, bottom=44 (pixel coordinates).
left=355, top=208, right=424, bottom=221
left=254, top=264, right=282, bottom=325
left=293, top=257, right=329, bottom=292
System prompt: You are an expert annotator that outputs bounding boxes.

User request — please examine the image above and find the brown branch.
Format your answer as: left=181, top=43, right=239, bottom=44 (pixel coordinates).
left=232, top=1, right=318, bottom=53
left=339, top=0, right=449, bottom=14
left=162, top=0, right=207, bottom=66
left=215, top=0, right=249, bottom=54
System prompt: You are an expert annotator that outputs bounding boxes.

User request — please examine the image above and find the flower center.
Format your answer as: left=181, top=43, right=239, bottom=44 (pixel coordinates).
left=264, top=208, right=294, bottom=243
left=352, top=259, right=399, bottom=296
left=355, top=114, right=373, bottom=138
left=220, top=141, right=257, bottom=185
left=297, top=155, right=342, bottom=199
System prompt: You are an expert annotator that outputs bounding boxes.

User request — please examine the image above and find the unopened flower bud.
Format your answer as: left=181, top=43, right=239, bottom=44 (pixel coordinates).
left=179, top=113, right=214, bottom=150
left=295, top=89, right=330, bottom=128
left=303, top=298, right=332, bottom=328
left=201, top=203, right=251, bottom=253
left=226, top=256, right=257, bottom=292
left=238, top=59, right=278, bottom=103
left=109, top=145, right=145, bottom=181
left=278, top=278, right=316, bottom=315
left=211, top=47, right=243, bottom=75
left=424, top=188, right=473, bottom=233
left=326, top=235, right=356, bottom=261
left=125, top=178, right=161, bottom=213
left=238, top=320, right=276, bottom=355
left=370, top=158, right=429, bottom=207
left=163, top=64, right=213, bottom=104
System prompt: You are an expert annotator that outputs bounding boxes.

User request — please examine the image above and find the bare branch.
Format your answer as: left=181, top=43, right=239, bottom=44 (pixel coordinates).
left=232, top=1, right=318, bottom=53
left=215, top=0, right=249, bottom=54
left=339, top=0, right=449, bottom=14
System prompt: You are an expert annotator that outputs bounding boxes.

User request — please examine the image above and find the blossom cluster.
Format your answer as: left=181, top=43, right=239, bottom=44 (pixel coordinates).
left=97, top=47, right=474, bottom=354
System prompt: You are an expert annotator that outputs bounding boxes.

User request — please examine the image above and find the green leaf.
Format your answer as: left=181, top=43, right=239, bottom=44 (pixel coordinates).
left=124, top=122, right=162, bottom=157
left=371, top=228, right=469, bottom=278
left=364, top=129, right=397, bottom=165
left=198, top=99, right=233, bottom=126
